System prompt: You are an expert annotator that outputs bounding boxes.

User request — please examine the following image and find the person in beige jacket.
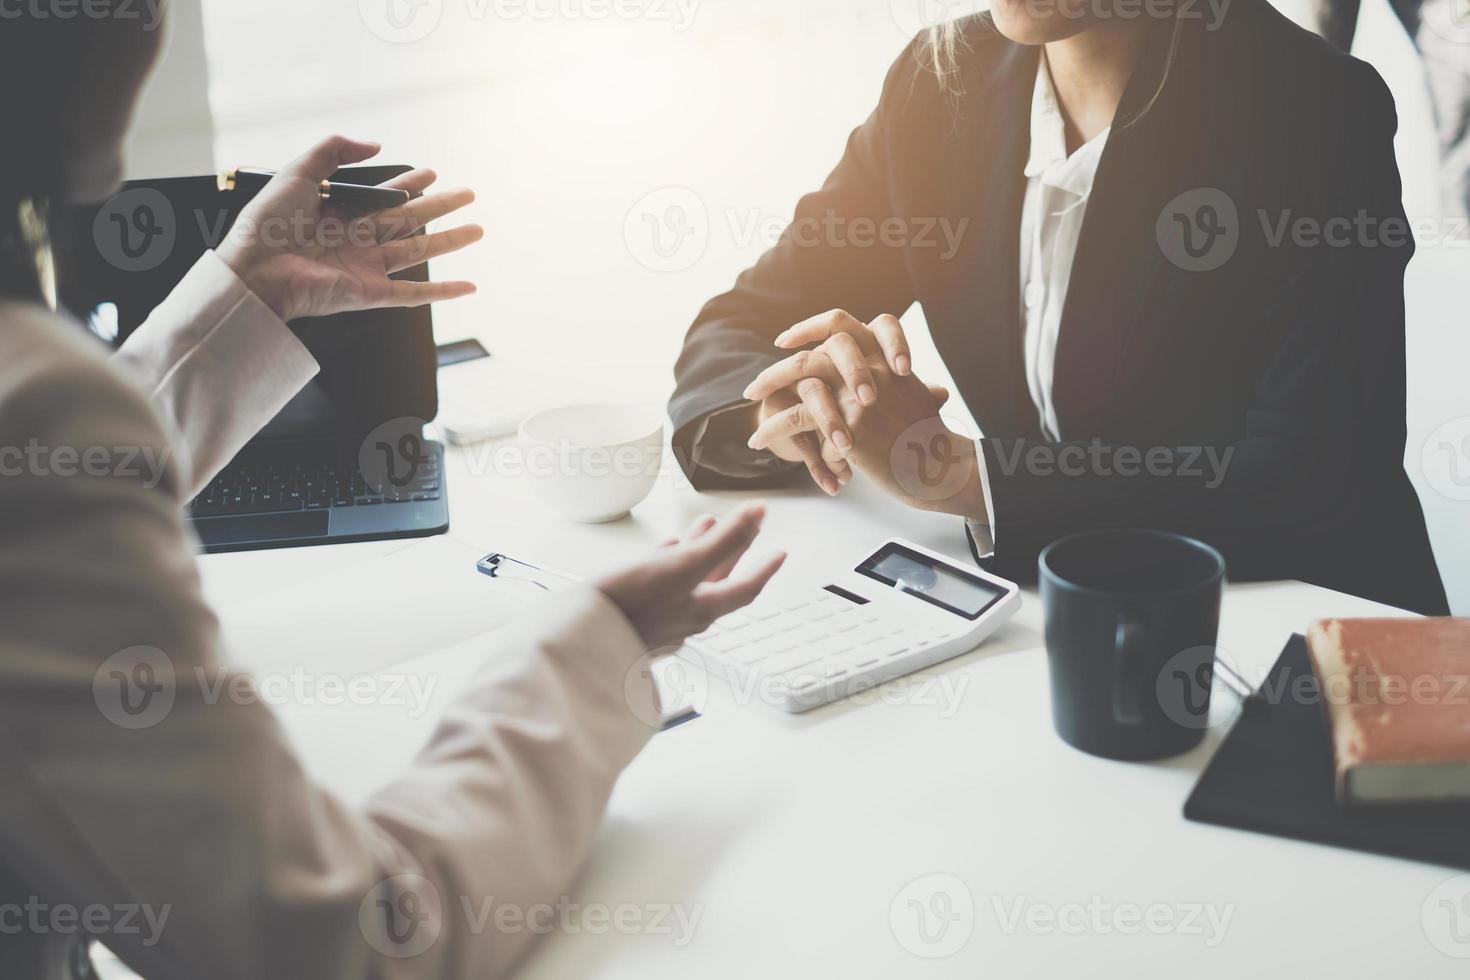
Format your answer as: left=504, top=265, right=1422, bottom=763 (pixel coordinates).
left=0, top=11, right=785, bottom=980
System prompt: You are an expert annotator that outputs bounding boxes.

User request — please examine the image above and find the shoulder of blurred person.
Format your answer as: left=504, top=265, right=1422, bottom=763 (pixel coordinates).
left=0, top=298, right=186, bottom=507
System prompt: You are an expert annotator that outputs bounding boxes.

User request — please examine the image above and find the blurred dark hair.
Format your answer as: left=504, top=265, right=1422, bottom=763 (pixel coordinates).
left=0, top=10, right=119, bottom=302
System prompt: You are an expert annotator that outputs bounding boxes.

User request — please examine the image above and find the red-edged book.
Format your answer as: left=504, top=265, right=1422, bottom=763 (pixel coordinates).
left=1306, top=618, right=1470, bottom=806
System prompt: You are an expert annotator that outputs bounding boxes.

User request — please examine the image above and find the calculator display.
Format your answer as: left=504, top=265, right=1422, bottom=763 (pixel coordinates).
left=855, top=544, right=1008, bottom=620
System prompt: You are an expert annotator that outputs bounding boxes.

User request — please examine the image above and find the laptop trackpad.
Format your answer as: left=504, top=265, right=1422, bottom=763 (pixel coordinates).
left=192, top=511, right=330, bottom=548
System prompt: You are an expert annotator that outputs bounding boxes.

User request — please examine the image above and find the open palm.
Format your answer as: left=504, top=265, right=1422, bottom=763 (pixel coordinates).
left=217, top=136, right=483, bottom=323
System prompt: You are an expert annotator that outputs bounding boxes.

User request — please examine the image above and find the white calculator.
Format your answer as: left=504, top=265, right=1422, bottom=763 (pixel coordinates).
left=680, top=538, right=1021, bottom=713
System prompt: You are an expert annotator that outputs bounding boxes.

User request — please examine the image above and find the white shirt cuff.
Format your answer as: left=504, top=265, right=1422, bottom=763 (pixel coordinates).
left=115, top=251, right=320, bottom=495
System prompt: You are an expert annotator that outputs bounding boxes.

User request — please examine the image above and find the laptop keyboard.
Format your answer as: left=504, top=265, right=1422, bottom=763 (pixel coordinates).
left=189, top=449, right=442, bottom=518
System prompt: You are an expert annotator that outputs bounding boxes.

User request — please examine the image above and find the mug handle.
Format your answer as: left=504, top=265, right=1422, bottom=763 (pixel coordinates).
left=1113, top=611, right=1148, bottom=726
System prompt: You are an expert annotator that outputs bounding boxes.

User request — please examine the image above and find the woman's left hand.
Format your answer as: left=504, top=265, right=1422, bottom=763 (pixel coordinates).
left=745, top=312, right=987, bottom=517
left=217, top=135, right=483, bottom=323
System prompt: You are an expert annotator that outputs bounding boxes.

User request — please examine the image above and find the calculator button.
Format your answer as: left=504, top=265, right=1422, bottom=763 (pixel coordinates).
left=704, top=635, right=745, bottom=654
left=815, top=636, right=854, bottom=657
left=738, top=624, right=775, bottom=642
left=757, top=648, right=824, bottom=677
left=801, top=605, right=834, bottom=623
left=721, top=613, right=753, bottom=630
left=747, top=606, right=783, bottom=621
left=761, top=635, right=798, bottom=655
left=839, top=648, right=880, bottom=668
left=862, top=639, right=908, bottom=660
left=791, top=624, right=828, bottom=645
left=729, top=645, right=770, bottom=666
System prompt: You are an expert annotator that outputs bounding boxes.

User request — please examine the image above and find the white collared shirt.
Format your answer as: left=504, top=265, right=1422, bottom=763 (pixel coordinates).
left=969, top=52, right=1112, bottom=557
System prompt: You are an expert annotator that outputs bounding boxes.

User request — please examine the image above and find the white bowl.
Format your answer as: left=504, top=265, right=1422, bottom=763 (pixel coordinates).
left=518, top=403, right=665, bottom=523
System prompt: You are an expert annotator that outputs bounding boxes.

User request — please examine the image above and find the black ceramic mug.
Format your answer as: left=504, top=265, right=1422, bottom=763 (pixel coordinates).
left=1039, top=529, right=1227, bottom=761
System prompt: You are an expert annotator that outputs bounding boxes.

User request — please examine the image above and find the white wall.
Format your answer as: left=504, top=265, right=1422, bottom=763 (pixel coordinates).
left=124, top=0, right=214, bottom=178
left=1344, top=0, right=1470, bottom=611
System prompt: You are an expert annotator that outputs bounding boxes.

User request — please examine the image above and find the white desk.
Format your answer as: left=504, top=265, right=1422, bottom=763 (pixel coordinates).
left=179, top=440, right=1467, bottom=979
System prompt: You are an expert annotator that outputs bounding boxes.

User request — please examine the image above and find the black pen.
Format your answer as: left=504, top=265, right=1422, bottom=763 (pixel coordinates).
left=218, top=168, right=410, bottom=211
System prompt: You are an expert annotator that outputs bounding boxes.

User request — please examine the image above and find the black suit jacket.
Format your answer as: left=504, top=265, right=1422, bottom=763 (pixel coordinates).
left=669, top=2, right=1448, bottom=616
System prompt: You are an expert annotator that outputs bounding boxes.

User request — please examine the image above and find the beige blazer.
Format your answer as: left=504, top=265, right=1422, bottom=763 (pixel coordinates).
left=0, top=253, right=660, bottom=979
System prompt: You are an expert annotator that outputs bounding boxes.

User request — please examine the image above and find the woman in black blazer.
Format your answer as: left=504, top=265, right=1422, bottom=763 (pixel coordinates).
left=669, top=0, right=1450, bottom=616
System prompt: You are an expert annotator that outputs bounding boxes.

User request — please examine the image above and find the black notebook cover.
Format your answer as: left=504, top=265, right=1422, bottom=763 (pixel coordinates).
left=1184, top=635, right=1470, bottom=870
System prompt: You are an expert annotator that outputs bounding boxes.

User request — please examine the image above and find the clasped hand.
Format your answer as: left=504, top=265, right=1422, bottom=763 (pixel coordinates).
left=742, top=310, right=985, bottom=517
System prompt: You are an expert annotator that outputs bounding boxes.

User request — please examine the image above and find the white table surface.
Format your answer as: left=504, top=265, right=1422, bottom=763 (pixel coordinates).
left=170, top=433, right=1468, bottom=979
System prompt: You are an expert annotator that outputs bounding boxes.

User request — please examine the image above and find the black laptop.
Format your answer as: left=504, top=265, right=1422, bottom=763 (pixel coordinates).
left=54, top=166, right=450, bottom=553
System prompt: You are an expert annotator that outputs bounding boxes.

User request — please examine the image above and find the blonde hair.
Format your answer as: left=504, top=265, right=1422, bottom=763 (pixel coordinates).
left=922, top=19, right=965, bottom=86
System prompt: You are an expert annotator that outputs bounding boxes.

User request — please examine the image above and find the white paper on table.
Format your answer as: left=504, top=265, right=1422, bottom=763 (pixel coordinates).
left=215, top=536, right=533, bottom=677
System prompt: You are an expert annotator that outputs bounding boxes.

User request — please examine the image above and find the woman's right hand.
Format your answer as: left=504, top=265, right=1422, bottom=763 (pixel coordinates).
left=741, top=309, right=917, bottom=496
left=595, top=503, right=786, bottom=655
left=593, top=502, right=787, bottom=655
left=218, top=135, right=483, bottom=323
left=743, top=310, right=948, bottom=497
